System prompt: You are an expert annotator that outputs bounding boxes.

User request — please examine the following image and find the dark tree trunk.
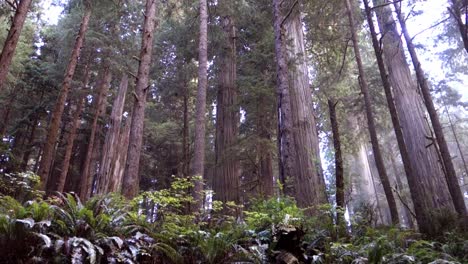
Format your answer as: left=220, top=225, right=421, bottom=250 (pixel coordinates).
left=273, top=0, right=327, bottom=210
left=394, top=2, right=467, bottom=220
left=345, top=0, right=399, bottom=224
left=191, top=0, right=209, bottom=209
left=55, top=63, right=91, bottom=193
left=96, top=74, right=128, bottom=194
left=38, top=4, right=92, bottom=190
left=213, top=8, right=240, bottom=204
left=80, top=67, right=111, bottom=200
left=122, top=0, right=158, bottom=198
left=20, top=118, right=38, bottom=171
left=328, top=99, right=344, bottom=224
left=0, top=0, right=33, bottom=89
left=372, top=0, right=455, bottom=234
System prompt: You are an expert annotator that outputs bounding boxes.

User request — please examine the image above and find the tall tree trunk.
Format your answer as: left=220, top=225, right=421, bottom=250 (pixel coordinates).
left=38, top=4, right=92, bottom=190
left=55, top=64, right=91, bottom=193
left=394, top=2, right=467, bottom=220
left=328, top=99, right=344, bottom=224
left=80, top=67, right=111, bottom=200
left=363, top=0, right=422, bottom=228
left=191, top=0, right=209, bottom=209
left=273, top=0, right=327, bottom=210
left=122, top=0, right=158, bottom=198
left=372, top=0, right=455, bottom=234
left=213, top=8, right=240, bottom=204
left=345, top=0, right=399, bottom=225
left=448, top=0, right=468, bottom=54
left=96, top=74, right=128, bottom=194
left=0, top=0, right=33, bottom=89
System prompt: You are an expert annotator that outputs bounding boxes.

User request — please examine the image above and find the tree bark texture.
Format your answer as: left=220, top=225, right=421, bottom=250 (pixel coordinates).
left=122, top=0, right=158, bottom=199
left=95, top=74, right=128, bottom=194
left=38, top=5, right=92, bottom=190
left=394, top=2, right=467, bottom=220
left=345, top=0, right=399, bottom=225
left=80, top=67, right=112, bottom=200
left=363, top=0, right=421, bottom=228
left=191, top=0, right=209, bottom=209
left=373, top=0, right=457, bottom=233
left=213, top=12, right=240, bottom=204
left=0, top=0, right=33, bottom=90
left=274, top=0, right=327, bottom=210
left=109, top=115, right=132, bottom=193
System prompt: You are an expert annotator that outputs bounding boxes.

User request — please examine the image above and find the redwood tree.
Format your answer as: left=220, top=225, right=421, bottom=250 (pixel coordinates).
left=394, top=1, right=467, bottom=220
left=122, top=0, right=158, bottom=198
left=191, top=0, right=209, bottom=208
left=213, top=2, right=240, bottom=204
left=0, top=0, right=33, bottom=90
left=273, top=0, right=327, bottom=210
left=38, top=1, right=92, bottom=190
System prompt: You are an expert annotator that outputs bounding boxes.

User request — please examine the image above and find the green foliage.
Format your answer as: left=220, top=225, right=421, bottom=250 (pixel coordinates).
left=0, top=171, right=44, bottom=202
left=245, top=196, right=304, bottom=230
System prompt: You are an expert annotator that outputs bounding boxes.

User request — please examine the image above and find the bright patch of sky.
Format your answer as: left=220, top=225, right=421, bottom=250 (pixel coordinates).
left=40, top=0, right=62, bottom=25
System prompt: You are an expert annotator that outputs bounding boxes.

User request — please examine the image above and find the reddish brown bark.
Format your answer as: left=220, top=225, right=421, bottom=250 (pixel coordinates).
left=38, top=4, right=92, bottom=190
left=122, top=0, right=158, bottom=198
left=345, top=0, right=399, bottom=224
left=213, top=11, right=240, bottom=204
left=96, top=74, right=128, bottom=194
left=394, top=2, right=467, bottom=220
left=191, top=0, right=209, bottom=208
left=0, top=0, right=33, bottom=89
left=80, top=67, right=111, bottom=200
left=274, top=0, right=327, bottom=210
left=109, top=115, right=132, bottom=193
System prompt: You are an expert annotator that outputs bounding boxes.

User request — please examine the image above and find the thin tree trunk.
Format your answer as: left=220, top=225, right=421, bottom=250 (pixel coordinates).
left=55, top=64, right=91, bottom=193
left=372, top=0, right=455, bottom=234
left=328, top=99, right=344, bottom=224
left=20, top=118, right=38, bottom=171
left=394, top=2, right=467, bottom=220
left=123, top=0, right=159, bottom=198
left=80, top=67, right=111, bottom=200
left=445, top=106, right=468, bottom=178
left=182, top=87, right=190, bottom=177
left=0, top=0, right=33, bottom=89
left=214, top=8, right=240, bottom=204
left=345, top=0, right=399, bottom=224
left=273, top=0, right=327, bottom=211
left=38, top=4, right=92, bottom=190
left=96, top=74, right=128, bottom=194
left=191, top=0, right=209, bottom=209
